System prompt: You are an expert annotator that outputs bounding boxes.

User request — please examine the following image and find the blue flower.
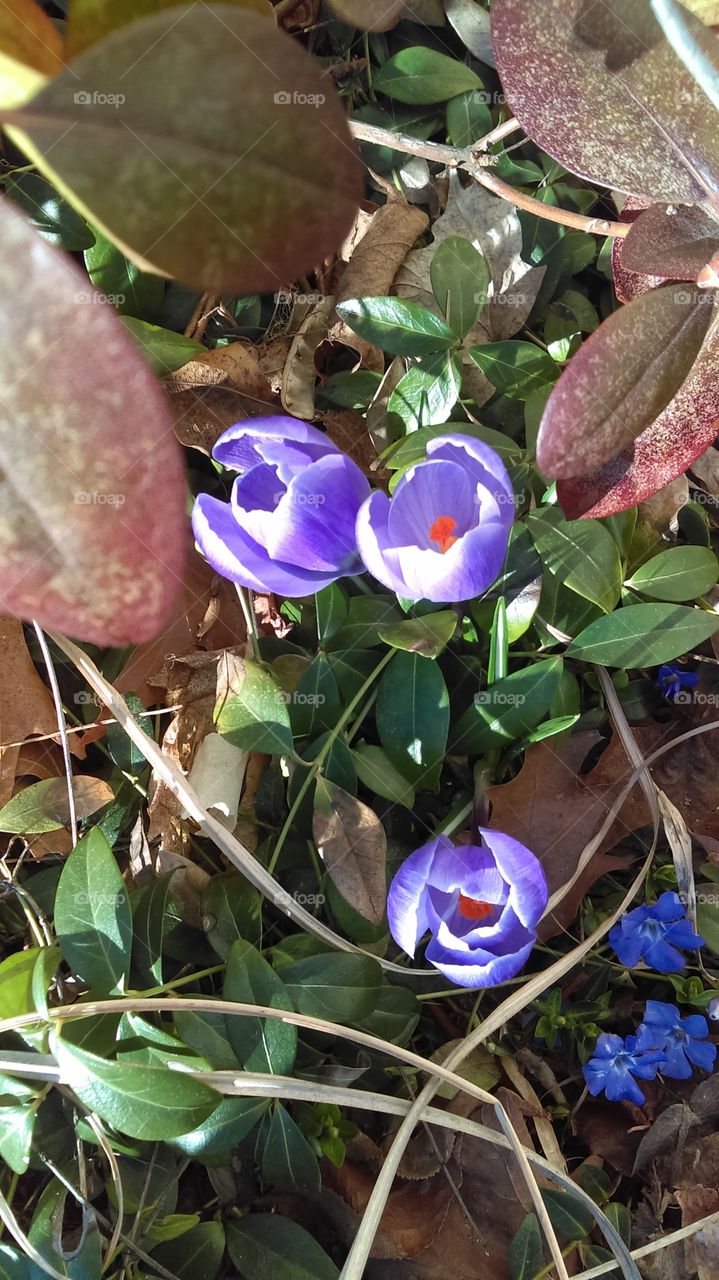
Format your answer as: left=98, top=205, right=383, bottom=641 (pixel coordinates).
left=583, top=1033, right=666, bottom=1105
left=608, top=891, right=704, bottom=973
left=657, top=664, right=699, bottom=703
left=636, top=1000, right=717, bottom=1079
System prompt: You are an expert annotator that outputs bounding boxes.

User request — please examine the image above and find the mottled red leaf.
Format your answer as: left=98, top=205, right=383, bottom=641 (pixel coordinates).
left=537, top=285, right=715, bottom=479
left=612, top=197, right=670, bottom=303
left=622, top=204, right=719, bottom=281
left=492, top=0, right=719, bottom=202
left=557, top=308, right=719, bottom=518
left=0, top=200, right=186, bottom=645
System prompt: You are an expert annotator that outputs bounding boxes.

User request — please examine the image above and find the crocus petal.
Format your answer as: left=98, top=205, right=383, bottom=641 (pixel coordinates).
left=266, top=455, right=370, bottom=572
left=426, top=434, right=514, bottom=503
left=212, top=416, right=338, bottom=475
left=426, top=934, right=536, bottom=987
left=387, top=460, right=477, bottom=548
left=355, top=491, right=413, bottom=596
left=394, top=517, right=509, bottom=602
left=480, top=829, right=548, bottom=929
left=386, top=838, right=442, bottom=957
left=192, top=495, right=345, bottom=595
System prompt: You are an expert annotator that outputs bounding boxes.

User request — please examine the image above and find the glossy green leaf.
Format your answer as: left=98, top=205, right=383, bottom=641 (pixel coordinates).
left=289, top=654, right=342, bottom=738
left=0, top=949, right=41, bottom=1022
left=281, top=952, right=381, bottom=1023
left=173, top=1010, right=240, bottom=1071
left=0, top=1104, right=34, bottom=1175
left=315, top=583, right=348, bottom=646
left=469, top=341, right=559, bottom=398
left=568, top=603, right=719, bottom=667
left=376, top=651, right=449, bottom=790
left=0, top=1245, right=29, bottom=1280
left=215, top=653, right=294, bottom=756
left=387, top=351, right=462, bottom=430
left=5, top=173, right=94, bottom=250
left=121, top=317, right=203, bottom=375
left=131, top=869, right=175, bottom=987
left=446, top=89, right=492, bottom=147
left=55, top=829, right=132, bottom=995
left=430, top=236, right=488, bottom=338
left=224, top=940, right=297, bottom=1074
left=378, top=611, right=457, bottom=657
left=260, top=1104, right=320, bottom=1193
left=11, top=7, right=361, bottom=293
left=541, top=1188, right=594, bottom=1240
left=226, top=1215, right=339, bottom=1280
left=353, top=743, right=416, bottom=808
left=374, top=47, right=482, bottom=103
left=0, top=777, right=112, bottom=834
left=335, top=297, right=458, bottom=356
left=508, top=1213, right=544, bottom=1280
left=52, top=1036, right=218, bottom=1140
left=328, top=598, right=403, bottom=650
left=451, top=658, right=564, bottom=755
left=27, top=1183, right=102, bottom=1280
left=152, top=1222, right=225, bottom=1280
left=201, top=872, right=262, bottom=958
left=85, top=232, right=164, bottom=320
left=527, top=513, right=623, bottom=612
left=0, top=199, right=186, bottom=646
left=626, top=546, right=719, bottom=601
left=359, top=982, right=420, bottom=1044
left=169, top=1096, right=268, bottom=1164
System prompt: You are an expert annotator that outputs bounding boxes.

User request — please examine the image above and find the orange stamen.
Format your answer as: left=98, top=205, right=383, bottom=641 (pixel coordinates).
left=458, top=893, right=493, bottom=921
left=429, top=514, right=458, bottom=553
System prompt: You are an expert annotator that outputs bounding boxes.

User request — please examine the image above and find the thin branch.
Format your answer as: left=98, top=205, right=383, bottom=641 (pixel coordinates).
left=348, top=117, right=630, bottom=238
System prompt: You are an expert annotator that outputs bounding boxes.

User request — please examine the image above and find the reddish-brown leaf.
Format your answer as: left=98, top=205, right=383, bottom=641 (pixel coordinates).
left=0, top=200, right=186, bottom=645
left=492, top=0, right=719, bottom=203
left=537, top=285, right=715, bottom=479
left=621, top=204, right=719, bottom=282
left=612, top=197, right=670, bottom=303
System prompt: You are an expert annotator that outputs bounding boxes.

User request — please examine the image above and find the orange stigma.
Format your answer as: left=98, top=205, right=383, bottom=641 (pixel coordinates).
left=429, top=515, right=458, bottom=553
left=458, top=894, right=493, bottom=921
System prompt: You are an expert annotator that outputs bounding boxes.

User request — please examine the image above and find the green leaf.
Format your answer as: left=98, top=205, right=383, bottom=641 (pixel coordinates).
left=85, top=230, right=164, bottom=319
left=31, top=945, right=61, bottom=1020
left=0, top=1245, right=29, bottom=1280
left=215, top=653, right=293, bottom=756
left=201, top=872, right=262, bottom=959
left=173, top=1010, right=240, bottom=1071
left=335, top=297, right=458, bottom=357
left=374, top=47, right=482, bottom=103
left=469, top=341, right=559, bottom=398
left=0, top=1105, right=34, bottom=1175
left=289, top=655, right=342, bottom=738
left=541, top=1188, right=594, bottom=1241
left=387, top=351, right=462, bottom=430
left=52, top=1035, right=218, bottom=1140
left=11, top=6, right=361, bottom=294
left=352, top=743, right=416, bottom=808
left=106, top=693, right=148, bottom=773
left=226, top=1215, right=339, bottom=1280
left=451, top=658, right=564, bottom=755
left=358, top=983, right=420, bottom=1044
left=5, top=173, right=94, bottom=251
left=527, top=513, right=623, bottom=612
left=567, top=604, right=719, bottom=667
left=168, top=1096, right=268, bottom=1164
left=131, top=869, right=175, bottom=987
left=313, top=778, right=387, bottom=925
left=27, top=1184, right=102, bottom=1280
left=152, top=1222, right=225, bottom=1280
left=328, top=598, right=403, bottom=651
left=430, top=235, right=488, bottom=338
left=376, top=651, right=449, bottom=790
left=120, top=317, right=203, bottom=375
left=224, top=940, right=297, bottom=1074
left=385, top=423, right=522, bottom=484
left=0, top=776, right=113, bottom=834
left=55, top=829, right=132, bottom=995
left=446, top=89, right=492, bottom=147
left=604, top=1200, right=632, bottom=1246
left=260, top=1104, right=321, bottom=1193
left=0, top=948, right=42, bottom=1021
left=315, top=583, right=348, bottom=645
left=378, top=611, right=457, bottom=657
left=508, top=1213, right=544, bottom=1280
left=281, top=953, right=381, bottom=1023
left=626, top=546, right=719, bottom=602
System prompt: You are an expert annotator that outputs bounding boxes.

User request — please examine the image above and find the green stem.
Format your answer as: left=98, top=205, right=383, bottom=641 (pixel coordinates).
left=134, top=964, right=225, bottom=997
left=268, top=648, right=395, bottom=874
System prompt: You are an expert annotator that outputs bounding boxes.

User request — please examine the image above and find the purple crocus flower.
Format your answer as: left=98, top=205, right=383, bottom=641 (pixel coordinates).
left=192, top=416, right=371, bottom=596
left=386, top=831, right=548, bottom=988
left=356, top=434, right=514, bottom=602
left=636, top=1000, right=717, bottom=1079
left=583, top=1033, right=666, bottom=1106
left=608, top=891, right=704, bottom=973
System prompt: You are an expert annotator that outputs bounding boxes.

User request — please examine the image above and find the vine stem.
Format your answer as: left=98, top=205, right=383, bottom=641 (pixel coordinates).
left=348, top=118, right=630, bottom=238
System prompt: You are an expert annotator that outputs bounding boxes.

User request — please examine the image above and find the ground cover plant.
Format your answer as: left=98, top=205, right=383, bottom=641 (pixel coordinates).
left=0, top=1, right=718, bottom=1279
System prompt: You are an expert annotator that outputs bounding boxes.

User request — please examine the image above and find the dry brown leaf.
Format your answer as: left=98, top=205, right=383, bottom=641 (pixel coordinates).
left=165, top=343, right=278, bottom=455
left=318, top=407, right=388, bottom=484
left=486, top=730, right=652, bottom=936
left=0, top=616, right=85, bottom=807
left=281, top=295, right=337, bottom=420
left=313, top=778, right=387, bottom=924
left=336, top=201, right=429, bottom=304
